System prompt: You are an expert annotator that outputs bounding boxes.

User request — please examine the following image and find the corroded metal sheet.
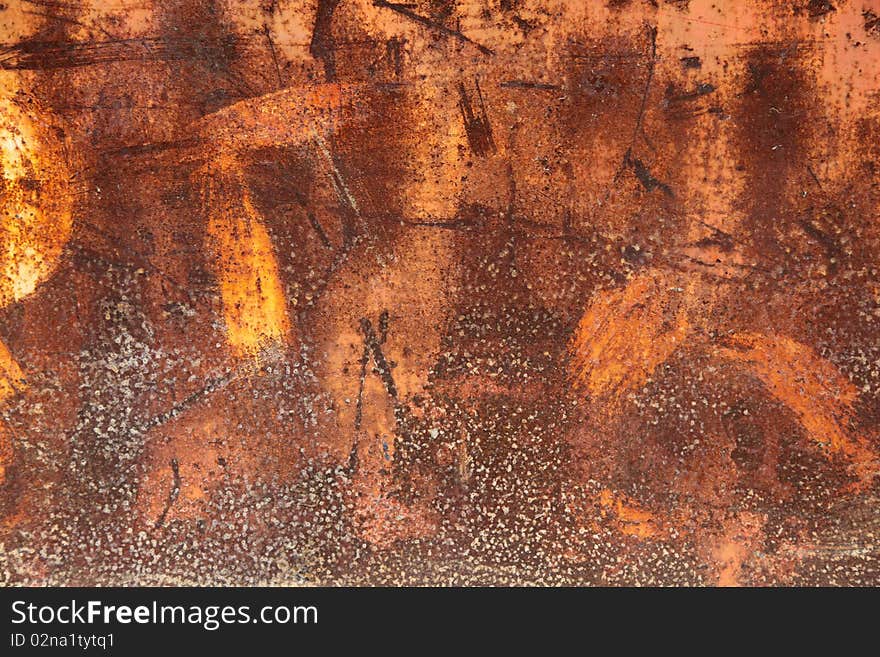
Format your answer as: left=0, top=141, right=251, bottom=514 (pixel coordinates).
left=0, top=0, right=878, bottom=586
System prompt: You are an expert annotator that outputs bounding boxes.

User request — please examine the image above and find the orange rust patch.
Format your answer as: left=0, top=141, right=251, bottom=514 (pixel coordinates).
left=0, top=94, right=73, bottom=307
left=0, top=86, right=73, bottom=486
left=711, top=511, right=767, bottom=587
left=196, top=83, right=361, bottom=153
left=716, top=332, right=879, bottom=488
left=2, top=0, right=879, bottom=586
left=568, top=273, right=690, bottom=404
left=598, top=488, right=663, bottom=539
left=203, top=161, right=292, bottom=360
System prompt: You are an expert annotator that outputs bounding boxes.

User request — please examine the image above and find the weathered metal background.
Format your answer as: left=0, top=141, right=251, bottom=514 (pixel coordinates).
left=1, top=0, right=879, bottom=585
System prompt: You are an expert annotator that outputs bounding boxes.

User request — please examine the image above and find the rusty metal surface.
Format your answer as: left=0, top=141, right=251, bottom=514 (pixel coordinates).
left=0, top=0, right=879, bottom=586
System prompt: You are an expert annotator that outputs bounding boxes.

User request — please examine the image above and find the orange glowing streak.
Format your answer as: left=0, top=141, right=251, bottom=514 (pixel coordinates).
left=193, top=85, right=362, bottom=362
left=0, top=338, right=24, bottom=400
left=204, top=164, right=291, bottom=360
left=0, top=90, right=73, bottom=484
left=0, top=99, right=73, bottom=309
left=568, top=273, right=689, bottom=403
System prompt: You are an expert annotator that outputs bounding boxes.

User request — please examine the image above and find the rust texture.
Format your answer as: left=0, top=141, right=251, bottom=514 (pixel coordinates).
left=0, top=0, right=879, bottom=586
